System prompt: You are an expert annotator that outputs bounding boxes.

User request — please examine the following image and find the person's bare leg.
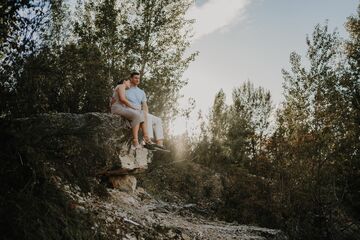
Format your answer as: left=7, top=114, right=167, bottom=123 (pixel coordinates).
left=132, top=124, right=140, bottom=146
left=140, top=122, right=150, bottom=142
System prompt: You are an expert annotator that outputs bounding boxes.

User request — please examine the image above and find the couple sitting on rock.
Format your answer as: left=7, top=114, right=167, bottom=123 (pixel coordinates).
left=110, top=71, right=166, bottom=151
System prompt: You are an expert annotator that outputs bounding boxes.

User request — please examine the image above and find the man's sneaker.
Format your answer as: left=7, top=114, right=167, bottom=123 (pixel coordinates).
left=140, top=140, right=155, bottom=151
left=143, top=144, right=156, bottom=151
left=153, top=144, right=170, bottom=152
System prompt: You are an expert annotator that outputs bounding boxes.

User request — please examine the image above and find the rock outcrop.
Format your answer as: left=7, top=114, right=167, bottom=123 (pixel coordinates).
left=0, top=113, right=288, bottom=240
left=0, top=113, right=151, bottom=192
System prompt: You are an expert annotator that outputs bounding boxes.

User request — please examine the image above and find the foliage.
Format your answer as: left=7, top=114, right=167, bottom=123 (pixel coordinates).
left=0, top=0, right=196, bottom=121
left=184, top=14, right=360, bottom=240
left=1, top=1, right=360, bottom=240
left=0, top=133, right=104, bottom=240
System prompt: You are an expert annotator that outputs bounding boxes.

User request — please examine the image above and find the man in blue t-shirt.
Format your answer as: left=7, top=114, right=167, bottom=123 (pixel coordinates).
left=126, top=71, right=165, bottom=149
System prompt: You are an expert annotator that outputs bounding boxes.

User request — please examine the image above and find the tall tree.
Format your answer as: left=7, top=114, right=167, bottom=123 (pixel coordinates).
left=0, top=0, right=51, bottom=115
left=209, top=89, right=228, bottom=144
left=226, top=81, right=273, bottom=170
left=271, top=23, right=360, bottom=239
left=123, top=0, right=197, bottom=122
left=342, top=5, right=360, bottom=232
left=94, top=0, right=123, bottom=82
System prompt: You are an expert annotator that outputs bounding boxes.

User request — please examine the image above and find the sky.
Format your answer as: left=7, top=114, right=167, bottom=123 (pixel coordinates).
left=171, top=0, right=359, bottom=135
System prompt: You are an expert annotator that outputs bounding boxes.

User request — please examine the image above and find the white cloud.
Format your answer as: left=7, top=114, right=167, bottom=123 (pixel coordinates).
left=187, top=0, right=252, bottom=40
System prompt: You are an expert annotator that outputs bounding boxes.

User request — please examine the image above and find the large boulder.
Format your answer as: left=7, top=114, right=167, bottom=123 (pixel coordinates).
left=0, top=113, right=151, bottom=191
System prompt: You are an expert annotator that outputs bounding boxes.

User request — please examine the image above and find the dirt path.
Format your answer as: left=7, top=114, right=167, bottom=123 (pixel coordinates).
left=59, top=179, right=287, bottom=240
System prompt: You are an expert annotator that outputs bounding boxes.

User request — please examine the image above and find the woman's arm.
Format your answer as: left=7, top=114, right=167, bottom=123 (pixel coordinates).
left=117, top=85, right=138, bottom=110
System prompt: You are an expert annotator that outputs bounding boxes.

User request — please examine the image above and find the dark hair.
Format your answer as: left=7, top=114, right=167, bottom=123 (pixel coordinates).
left=117, top=79, right=129, bottom=85
left=130, top=71, right=140, bottom=78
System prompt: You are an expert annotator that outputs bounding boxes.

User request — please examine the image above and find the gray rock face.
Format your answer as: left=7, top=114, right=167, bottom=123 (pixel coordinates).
left=0, top=113, right=151, bottom=188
